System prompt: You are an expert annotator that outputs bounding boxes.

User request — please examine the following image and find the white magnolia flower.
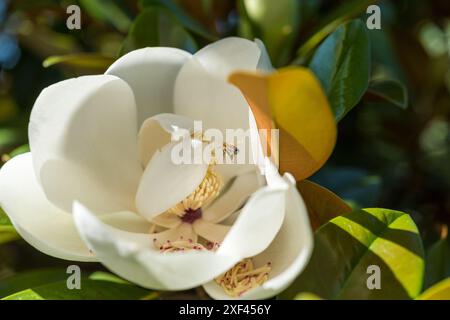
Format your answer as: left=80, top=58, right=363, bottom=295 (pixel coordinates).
left=0, top=38, right=313, bottom=299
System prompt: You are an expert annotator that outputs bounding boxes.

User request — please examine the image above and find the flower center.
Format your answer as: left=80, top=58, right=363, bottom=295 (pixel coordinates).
left=151, top=147, right=271, bottom=297
left=167, top=164, right=222, bottom=222
left=181, top=208, right=202, bottom=223
left=215, top=259, right=272, bottom=297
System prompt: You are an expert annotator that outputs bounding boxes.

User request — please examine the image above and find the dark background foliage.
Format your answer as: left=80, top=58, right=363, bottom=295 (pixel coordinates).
left=0, top=0, right=448, bottom=296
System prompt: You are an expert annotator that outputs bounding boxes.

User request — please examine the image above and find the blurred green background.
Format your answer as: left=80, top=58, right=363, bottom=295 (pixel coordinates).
left=0, top=0, right=449, bottom=296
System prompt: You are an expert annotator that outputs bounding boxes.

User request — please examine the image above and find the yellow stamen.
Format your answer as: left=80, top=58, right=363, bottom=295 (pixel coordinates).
left=215, top=259, right=272, bottom=297
left=168, top=164, right=222, bottom=217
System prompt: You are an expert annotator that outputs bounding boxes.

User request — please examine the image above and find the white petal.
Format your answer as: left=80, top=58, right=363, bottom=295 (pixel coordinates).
left=193, top=220, right=230, bottom=244
left=73, top=202, right=243, bottom=290
left=203, top=170, right=263, bottom=223
left=136, top=141, right=208, bottom=220
left=248, top=100, right=271, bottom=172
left=151, top=211, right=182, bottom=229
left=203, top=173, right=314, bottom=300
left=217, top=176, right=288, bottom=259
left=255, top=38, right=273, bottom=72
left=106, top=47, right=192, bottom=126
left=100, top=211, right=152, bottom=234
left=138, top=113, right=194, bottom=168
left=174, top=59, right=251, bottom=132
left=174, top=38, right=262, bottom=133
left=264, top=157, right=288, bottom=189
left=150, top=223, right=196, bottom=244
left=0, top=153, right=95, bottom=262
left=220, top=209, right=242, bottom=226
left=190, top=37, right=261, bottom=79
left=29, top=75, right=142, bottom=214
left=215, top=162, right=260, bottom=186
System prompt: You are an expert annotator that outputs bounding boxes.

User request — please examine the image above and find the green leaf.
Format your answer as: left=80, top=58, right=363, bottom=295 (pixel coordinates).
left=2, top=278, right=155, bottom=300
left=367, top=79, right=408, bottom=109
left=121, top=8, right=198, bottom=55
left=8, top=144, right=30, bottom=158
left=0, top=208, right=12, bottom=226
left=42, top=54, right=115, bottom=70
left=139, top=0, right=217, bottom=41
left=281, top=208, right=425, bottom=300
left=425, top=237, right=450, bottom=289
left=238, top=0, right=301, bottom=66
left=79, top=0, right=132, bottom=33
left=0, top=208, right=19, bottom=245
left=295, top=0, right=376, bottom=63
left=309, top=19, right=371, bottom=121
left=0, top=227, right=19, bottom=245
left=88, top=271, right=129, bottom=284
left=0, top=128, right=22, bottom=149
left=0, top=269, right=68, bottom=299
left=417, top=278, right=450, bottom=300
left=294, top=292, right=323, bottom=300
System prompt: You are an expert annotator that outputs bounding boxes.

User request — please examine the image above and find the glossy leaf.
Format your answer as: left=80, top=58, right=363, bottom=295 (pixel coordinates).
left=139, top=0, right=217, bottom=40
left=0, top=269, right=67, bottom=299
left=297, top=180, right=352, bottom=230
left=42, top=54, right=115, bottom=70
left=281, top=208, right=425, bottom=300
left=0, top=208, right=19, bottom=244
left=238, top=0, right=301, bottom=66
left=121, top=8, right=197, bottom=55
left=2, top=278, right=154, bottom=300
left=294, top=292, right=323, bottom=300
left=425, top=236, right=450, bottom=289
left=417, top=278, right=450, bottom=300
left=88, top=271, right=129, bottom=284
left=79, top=0, right=132, bottom=33
left=309, top=19, right=371, bottom=121
left=0, top=207, right=11, bottom=226
left=295, top=0, right=376, bottom=63
left=0, top=226, right=19, bottom=244
left=8, top=144, right=30, bottom=158
left=229, top=67, right=337, bottom=181
left=367, top=79, right=408, bottom=109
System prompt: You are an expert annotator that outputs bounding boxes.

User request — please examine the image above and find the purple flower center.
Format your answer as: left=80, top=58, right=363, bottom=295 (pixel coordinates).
left=181, top=208, right=202, bottom=224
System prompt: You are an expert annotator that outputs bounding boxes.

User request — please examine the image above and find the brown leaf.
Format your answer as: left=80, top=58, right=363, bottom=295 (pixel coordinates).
left=297, top=180, right=351, bottom=230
